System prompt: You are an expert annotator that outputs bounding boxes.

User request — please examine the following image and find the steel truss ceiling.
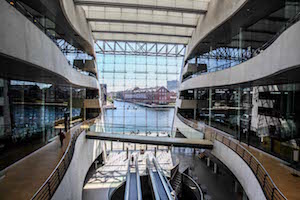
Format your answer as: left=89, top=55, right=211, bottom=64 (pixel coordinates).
left=95, top=40, right=186, bottom=57
left=75, top=0, right=210, bottom=44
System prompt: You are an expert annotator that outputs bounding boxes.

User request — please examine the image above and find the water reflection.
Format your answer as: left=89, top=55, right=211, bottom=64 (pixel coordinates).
left=103, top=100, right=174, bottom=133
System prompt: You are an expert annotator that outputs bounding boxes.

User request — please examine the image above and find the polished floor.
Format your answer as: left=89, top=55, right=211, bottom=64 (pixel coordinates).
left=0, top=125, right=76, bottom=200
left=243, top=144, right=300, bottom=200
left=171, top=148, right=239, bottom=200
left=82, top=141, right=172, bottom=200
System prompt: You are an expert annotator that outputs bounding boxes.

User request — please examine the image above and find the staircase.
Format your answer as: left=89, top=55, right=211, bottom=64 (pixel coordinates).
left=171, top=171, right=182, bottom=196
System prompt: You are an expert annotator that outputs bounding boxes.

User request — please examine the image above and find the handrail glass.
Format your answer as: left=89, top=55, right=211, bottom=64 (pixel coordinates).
left=176, top=113, right=287, bottom=200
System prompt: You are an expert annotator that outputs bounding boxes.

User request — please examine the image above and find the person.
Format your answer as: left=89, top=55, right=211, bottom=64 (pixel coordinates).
left=58, top=129, right=65, bottom=147
left=131, top=155, right=134, bottom=165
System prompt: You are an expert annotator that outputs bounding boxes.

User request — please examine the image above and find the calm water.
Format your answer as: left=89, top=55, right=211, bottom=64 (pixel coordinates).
left=103, top=100, right=175, bottom=133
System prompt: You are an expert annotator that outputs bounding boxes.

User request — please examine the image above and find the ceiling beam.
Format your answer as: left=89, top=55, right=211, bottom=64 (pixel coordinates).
left=74, top=0, right=207, bottom=14
left=87, top=18, right=197, bottom=28
left=92, top=30, right=192, bottom=38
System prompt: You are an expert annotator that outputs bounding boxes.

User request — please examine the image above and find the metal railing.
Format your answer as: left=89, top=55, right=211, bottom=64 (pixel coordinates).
left=124, top=155, right=131, bottom=200
left=135, top=158, right=143, bottom=200
left=182, top=173, right=204, bottom=200
left=152, top=158, right=177, bottom=200
left=31, top=120, right=95, bottom=200
left=146, top=157, right=161, bottom=200
left=176, top=113, right=287, bottom=200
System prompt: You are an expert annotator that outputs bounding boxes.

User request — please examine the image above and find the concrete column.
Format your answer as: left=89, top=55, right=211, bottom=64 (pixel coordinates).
left=242, top=190, right=248, bottom=200
left=70, top=86, right=72, bottom=127
left=213, top=163, right=218, bottom=174
left=234, top=180, right=239, bottom=193
left=208, top=89, right=212, bottom=126
left=194, top=89, right=197, bottom=120
left=206, top=157, right=210, bottom=167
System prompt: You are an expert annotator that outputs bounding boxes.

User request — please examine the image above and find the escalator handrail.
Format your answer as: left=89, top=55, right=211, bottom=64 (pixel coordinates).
left=146, top=157, right=161, bottom=200
left=152, top=158, right=175, bottom=200
left=124, top=154, right=131, bottom=200
left=135, top=158, right=142, bottom=200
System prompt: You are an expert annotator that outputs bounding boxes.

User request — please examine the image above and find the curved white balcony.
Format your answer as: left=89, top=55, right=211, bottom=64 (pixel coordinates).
left=180, top=20, right=300, bottom=91
left=0, top=1, right=98, bottom=89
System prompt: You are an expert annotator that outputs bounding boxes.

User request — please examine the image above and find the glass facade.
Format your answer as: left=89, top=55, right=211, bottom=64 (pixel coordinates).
left=0, top=79, right=89, bottom=170
left=178, top=83, right=300, bottom=164
left=95, top=41, right=184, bottom=134
left=183, top=0, right=300, bottom=82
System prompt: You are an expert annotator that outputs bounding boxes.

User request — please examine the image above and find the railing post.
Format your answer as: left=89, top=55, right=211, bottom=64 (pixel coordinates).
left=47, top=181, right=51, bottom=197
left=263, top=174, right=267, bottom=188
left=271, top=187, right=275, bottom=200
left=57, top=168, right=60, bottom=181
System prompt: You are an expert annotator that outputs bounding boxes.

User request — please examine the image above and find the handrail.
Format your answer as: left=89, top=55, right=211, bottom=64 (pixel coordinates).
left=152, top=158, right=175, bottom=200
left=176, top=113, right=287, bottom=200
left=135, top=158, right=143, bottom=200
left=31, top=119, right=95, bottom=200
left=146, top=157, right=161, bottom=200
left=182, top=173, right=204, bottom=200
left=124, top=154, right=131, bottom=200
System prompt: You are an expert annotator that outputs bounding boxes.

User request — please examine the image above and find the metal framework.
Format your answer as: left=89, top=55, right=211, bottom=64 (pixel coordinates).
left=196, top=47, right=253, bottom=62
left=95, top=40, right=186, bottom=57
left=74, top=0, right=207, bottom=14
left=87, top=18, right=197, bottom=28
left=92, top=30, right=191, bottom=38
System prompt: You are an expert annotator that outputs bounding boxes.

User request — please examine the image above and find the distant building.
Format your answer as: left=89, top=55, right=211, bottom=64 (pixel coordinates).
left=100, top=84, right=107, bottom=106
left=167, top=80, right=179, bottom=92
left=122, top=86, right=175, bottom=105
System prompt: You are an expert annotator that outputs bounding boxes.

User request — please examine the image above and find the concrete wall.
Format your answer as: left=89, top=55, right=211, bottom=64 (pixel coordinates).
left=0, top=1, right=98, bottom=89
left=185, top=0, right=247, bottom=61
left=180, top=20, right=300, bottom=91
left=60, top=0, right=95, bottom=57
left=51, top=131, right=103, bottom=200
left=174, top=115, right=204, bottom=139
left=212, top=140, right=266, bottom=200
left=176, top=99, right=197, bottom=109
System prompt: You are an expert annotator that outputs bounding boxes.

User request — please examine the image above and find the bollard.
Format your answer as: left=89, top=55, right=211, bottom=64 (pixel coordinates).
left=155, top=147, right=157, bottom=157
left=126, top=147, right=129, bottom=159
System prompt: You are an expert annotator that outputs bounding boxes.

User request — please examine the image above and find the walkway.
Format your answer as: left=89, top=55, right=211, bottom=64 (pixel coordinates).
left=0, top=123, right=82, bottom=200
left=86, top=132, right=213, bottom=149
left=243, top=145, right=300, bottom=200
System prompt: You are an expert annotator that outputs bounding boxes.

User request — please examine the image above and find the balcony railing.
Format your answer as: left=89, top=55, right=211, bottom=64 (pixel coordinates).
left=31, top=119, right=95, bottom=200
left=176, top=113, right=287, bottom=200
left=182, top=173, right=204, bottom=200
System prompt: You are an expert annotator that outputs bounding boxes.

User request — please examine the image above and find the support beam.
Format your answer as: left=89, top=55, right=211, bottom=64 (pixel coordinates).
left=86, top=132, right=213, bottom=149
left=92, top=30, right=192, bottom=38
left=87, top=18, right=197, bottom=28
left=74, top=0, right=207, bottom=14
